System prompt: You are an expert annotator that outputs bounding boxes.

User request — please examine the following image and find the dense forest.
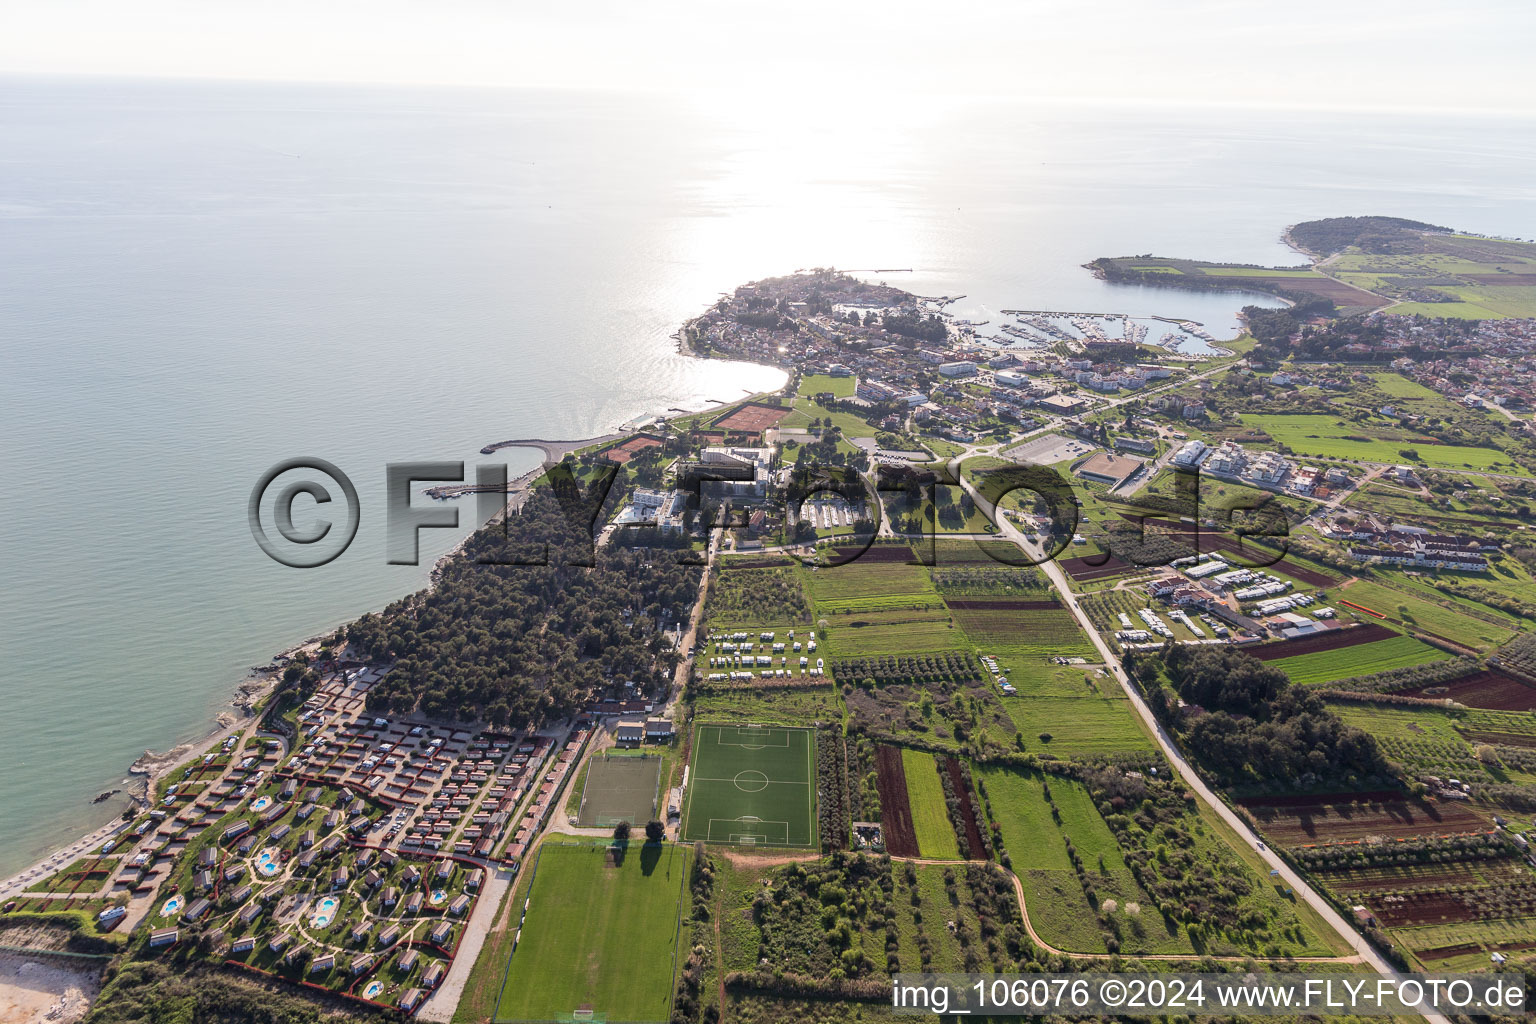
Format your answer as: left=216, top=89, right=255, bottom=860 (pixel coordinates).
left=341, top=483, right=700, bottom=725
left=1285, top=215, right=1450, bottom=257
left=1134, top=645, right=1393, bottom=790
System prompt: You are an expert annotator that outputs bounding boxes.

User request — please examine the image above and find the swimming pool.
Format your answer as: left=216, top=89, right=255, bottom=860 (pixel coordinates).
left=250, top=795, right=271, bottom=812
left=312, top=896, right=338, bottom=928
left=363, top=981, right=384, bottom=999
left=255, top=848, right=281, bottom=877
left=159, top=894, right=183, bottom=917
left=429, top=888, right=447, bottom=905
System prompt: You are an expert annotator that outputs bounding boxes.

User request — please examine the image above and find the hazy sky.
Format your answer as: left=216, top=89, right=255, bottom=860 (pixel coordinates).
left=4, top=0, right=1534, bottom=113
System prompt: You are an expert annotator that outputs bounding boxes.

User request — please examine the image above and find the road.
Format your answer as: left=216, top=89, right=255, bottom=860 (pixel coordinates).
left=956, top=473, right=1450, bottom=1024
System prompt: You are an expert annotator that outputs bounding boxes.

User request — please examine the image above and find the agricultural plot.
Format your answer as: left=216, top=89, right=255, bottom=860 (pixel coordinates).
left=576, top=753, right=662, bottom=827
left=946, top=597, right=1098, bottom=659
left=1337, top=578, right=1521, bottom=651
left=1266, top=634, right=1450, bottom=686
left=927, top=538, right=1046, bottom=568
left=901, top=748, right=960, bottom=860
left=1244, top=622, right=1399, bottom=661
left=823, top=605, right=962, bottom=657
left=1237, top=414, right=1522, bottom=473
left=692, top=684, right=843, bottom=727
left=1001, top=695, right=1153, bottom=757
left=704, top=567, right=811, bottom=626
left=494, top=840, right=687, bottom=1023
left=1238, top=792, right=1491, bottom=847
left=842, top=670, right=1018, bottom=749
left=682, top=724, right=816, bottom=847
left=874, top=745, right=918, bottom=857
left=1393, top=669, right=1536, bottom=711
left=804, top=550, right=935, bottom=608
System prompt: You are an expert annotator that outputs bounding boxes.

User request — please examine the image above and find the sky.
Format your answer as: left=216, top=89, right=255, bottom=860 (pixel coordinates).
left=2, top=0, right=1534, bottom=114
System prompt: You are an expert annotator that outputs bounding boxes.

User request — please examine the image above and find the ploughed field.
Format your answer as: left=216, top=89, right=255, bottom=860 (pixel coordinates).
left=1238, top=791, right=1491, bottom=846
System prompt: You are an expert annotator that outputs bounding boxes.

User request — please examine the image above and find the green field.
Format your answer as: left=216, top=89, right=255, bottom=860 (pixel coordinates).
left=1239, top=414, right=1520, bottom=472
left=823, top=607, right=962, bottom=656
left=1268, top=634, right=1451, bottom=686
left=804, top=557, right=935, bottom=607
left=682, top=724, right=816, bottom=846
left=494, top=841, right=686, bottom=1023
left=1338, top=578, right=1521, bottom=650
left=1000, top=695, right=1153, bottom=757
left=977, top=767, right=1125, bottom=873
left=901, top=748, right=960, bottom=859
left=798, top=373, right=857, bottom=398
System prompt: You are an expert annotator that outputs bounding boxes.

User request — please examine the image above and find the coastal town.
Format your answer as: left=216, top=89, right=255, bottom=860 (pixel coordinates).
left=6, top=218, right=1536, bottom=1024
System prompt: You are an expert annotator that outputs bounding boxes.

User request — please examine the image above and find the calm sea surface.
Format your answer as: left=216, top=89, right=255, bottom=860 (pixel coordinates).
left=3, top=77, right=1534, bottom=874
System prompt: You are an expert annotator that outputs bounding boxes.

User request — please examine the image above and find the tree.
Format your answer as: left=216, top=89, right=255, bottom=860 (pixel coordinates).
left=613, top=821, right=631, bottom=842
left=645, top=819, right=666, bottom=842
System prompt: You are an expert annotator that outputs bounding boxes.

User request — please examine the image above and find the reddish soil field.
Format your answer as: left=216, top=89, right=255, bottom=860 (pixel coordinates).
left=1059, top=554, right=1134, bottom=581
left=1316, top=863, right=1505, bottom=894
left=1417, top=942, right=1481, bottom=962
left=1239, top=792, right=1491, bottom=846
left=600, top=435, right=663, bottom=463
left=1239, top=275, right=1388, bottom=308
left=1244, top=623, right=1397, bottom=661
left=832, top=544, right=915, bottom=563
left=942, top=756, right=988, bottom=861
left=715, top=402, right=791, bottom=433
left=1368, top=890, right=1477, bottom=927
left=875, top=745, right=918, bottom=857
left=1462, top=730, right=1536, bottom=749
left=1394, top=669, right=1536, bottom=711
left=942, top=598, right=1059, bottom=611
left=1366, top=883, right=1536, bottom=928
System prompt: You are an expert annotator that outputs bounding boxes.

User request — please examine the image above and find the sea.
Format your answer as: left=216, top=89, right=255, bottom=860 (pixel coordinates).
left=3, top=75, right=1535, bottom=876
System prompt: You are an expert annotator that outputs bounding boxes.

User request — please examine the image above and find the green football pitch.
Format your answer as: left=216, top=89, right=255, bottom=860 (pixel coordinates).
left=494, top=840, right=687, bottom=1023
left=682, top=724, right=816, bottom=847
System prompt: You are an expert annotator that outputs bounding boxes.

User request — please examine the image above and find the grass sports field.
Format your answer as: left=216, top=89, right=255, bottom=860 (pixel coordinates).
left=494, top=841, right=686, bottom=1023
left=682, top=723, right=816, bottom=847
left=577, top=753, right=663, bottom=827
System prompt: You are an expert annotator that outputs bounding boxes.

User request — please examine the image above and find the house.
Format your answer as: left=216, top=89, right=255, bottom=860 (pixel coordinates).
left=268, top=933, right=291, bottom=953
left=231, top=935, right=256, bottom=955
left=448, top=894, right=471, bottom=916
left=615, top=719, right=645, bottom=747
left=182, top=897, right=211, bottom=923
left=937, top=361, right=977, bottom=379
left=310, top=952, right=335, bottom=974
left=466, top=870, right=483, bottom=893
left=429, top=921, right=452, bottom=945
left=149, top=928, right=178, bottom=948
left=399, top=989, right=425, bottom=1012
left=351, top=953, right=376, bottom=975
left=645, top=717, right=674, bottom=742
left=237, top=901, right=261, bottom=924
left=378, top=924, right=401, bottom=947
left=422, top=961, right=445, bottom=988
left=397, top=948, right=420, bottom=973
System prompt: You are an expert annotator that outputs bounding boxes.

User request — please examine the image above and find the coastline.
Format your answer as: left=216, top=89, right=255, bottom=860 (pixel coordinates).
left=4, top=316, right=784, bottom=893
